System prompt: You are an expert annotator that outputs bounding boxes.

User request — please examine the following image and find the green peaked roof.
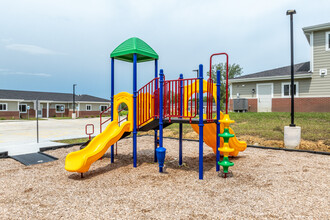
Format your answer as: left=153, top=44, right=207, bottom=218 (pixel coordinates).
left=110, top=37, right=158, bottom=63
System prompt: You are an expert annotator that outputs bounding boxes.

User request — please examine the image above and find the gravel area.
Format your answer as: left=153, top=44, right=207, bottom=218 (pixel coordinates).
left=0, top=136, right=329, bottom=219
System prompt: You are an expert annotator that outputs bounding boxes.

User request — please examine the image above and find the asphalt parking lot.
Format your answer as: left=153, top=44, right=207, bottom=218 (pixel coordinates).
left=0, top=117, right=110, bottom=155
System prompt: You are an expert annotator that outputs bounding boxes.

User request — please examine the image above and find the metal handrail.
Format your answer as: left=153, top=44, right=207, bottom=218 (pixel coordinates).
left=118, top=106, right=129, bottom=126
left=209, top=53, right=229, bottom=113
left=100, top=106, right=111, bottom=133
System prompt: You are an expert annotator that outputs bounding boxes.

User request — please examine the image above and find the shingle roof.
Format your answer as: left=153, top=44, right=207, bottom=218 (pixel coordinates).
left=232, top=62, right=310, bottom=80
left=0, top=89, right=109, bottom=102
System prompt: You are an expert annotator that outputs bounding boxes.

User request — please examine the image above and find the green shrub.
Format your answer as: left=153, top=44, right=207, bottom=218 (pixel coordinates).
left=119, top=110, right=128, bottom=116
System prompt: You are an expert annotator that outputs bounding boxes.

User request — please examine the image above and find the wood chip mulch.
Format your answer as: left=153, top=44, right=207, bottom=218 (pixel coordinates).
left=0, top=136, right=329, bottom=219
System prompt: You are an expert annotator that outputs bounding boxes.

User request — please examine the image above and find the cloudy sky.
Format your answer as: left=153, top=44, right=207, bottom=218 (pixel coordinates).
left=0, top=0, right=329, bottom=99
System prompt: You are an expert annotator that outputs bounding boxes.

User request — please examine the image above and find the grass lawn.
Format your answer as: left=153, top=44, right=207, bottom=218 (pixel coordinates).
left=229, top=112, right=330, bottom=142
left=52, top=116, right=74, bottom=120
left=56, top=112, right=330, bottom=151
left=160, top=112, right=330, bottom=151
left=55, top=137, right=90, bottom=144
left=0, top=117, right=46, bottom=120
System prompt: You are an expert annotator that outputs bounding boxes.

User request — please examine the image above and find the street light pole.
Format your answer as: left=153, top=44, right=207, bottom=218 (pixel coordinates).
left=73, top=84, right=77, bottom=116
left=192, top=69, right=199, bottom=78
left=287, top=9, right=296, bottom=127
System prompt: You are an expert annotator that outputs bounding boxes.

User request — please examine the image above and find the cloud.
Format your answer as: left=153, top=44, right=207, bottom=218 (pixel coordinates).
left=5, top=44, right=65, bottom=55
left=0, top=69, right=51, bottom=77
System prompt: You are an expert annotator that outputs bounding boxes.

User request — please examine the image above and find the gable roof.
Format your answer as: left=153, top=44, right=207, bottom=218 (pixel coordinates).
left=0, top=89, right=109, bottom=102
left=110, top=37, right=158, bottom=63
left=303, top=22, right=330, bottom=33
left=303, top=22, right=330, bottom=44
left=229, top=62, right=312, bottom=83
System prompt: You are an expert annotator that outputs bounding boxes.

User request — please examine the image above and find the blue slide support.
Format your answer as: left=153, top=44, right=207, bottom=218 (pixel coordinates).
left=110, top=57, right=115, bottom=163
left=154, top=59, right=158, bottom=162
left=133, top=53, right=137, bottom=167
left=158, top=69, right=164, bottom=172
left=198, top=64, right=204, bottom=180
left=179, top=74, right=183, bottom=166
left=216, top=70, right=221, bottom=171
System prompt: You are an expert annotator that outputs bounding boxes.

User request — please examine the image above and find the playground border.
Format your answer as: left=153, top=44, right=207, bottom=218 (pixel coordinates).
left=35, top=135, right=330, bottom=156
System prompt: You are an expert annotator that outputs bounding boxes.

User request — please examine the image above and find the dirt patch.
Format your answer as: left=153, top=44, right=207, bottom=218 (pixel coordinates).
left=240, top=135, right=330, bottom=152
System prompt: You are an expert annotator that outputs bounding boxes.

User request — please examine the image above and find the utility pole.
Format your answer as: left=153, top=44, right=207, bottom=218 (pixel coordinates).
left=73, top=84, right=77, bottom=118
left=36, top=99, right=39, bottom=143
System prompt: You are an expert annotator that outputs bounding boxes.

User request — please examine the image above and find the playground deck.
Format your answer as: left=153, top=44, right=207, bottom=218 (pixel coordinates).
left=0, top=136, right=329, bottom=219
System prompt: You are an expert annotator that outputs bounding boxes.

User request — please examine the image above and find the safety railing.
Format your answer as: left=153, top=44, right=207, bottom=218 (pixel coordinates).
left=118, top=106, right=129, bottom=126
left=206, top=78, right=214, bottom=121
left=164, top=78, right=198, bottom=120
left=137, top=77, right=159, bottom=126
left=100, top=106, right=111, bottom=133
left=85, top=124, right=94, bottom=140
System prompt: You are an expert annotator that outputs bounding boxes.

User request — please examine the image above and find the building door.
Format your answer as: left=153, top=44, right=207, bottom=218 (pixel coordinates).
left=257, top=83, right=273, bottom=112
left=38, top=104, right=43, bottom=118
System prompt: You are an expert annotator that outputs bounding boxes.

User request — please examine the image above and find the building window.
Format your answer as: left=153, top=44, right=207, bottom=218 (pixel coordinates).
left=19, top=104, right=27, bottom=113
left=86, top=105, right=92, bottom=111
left=0, top=103, right=7, bottom=111
left=55, top=104, right=65, bottom=113
left=282, top=82, right=299, bottom=97
left=100, top=105, right=108, bottom=112
left=326, top=31, right=330, bottom=51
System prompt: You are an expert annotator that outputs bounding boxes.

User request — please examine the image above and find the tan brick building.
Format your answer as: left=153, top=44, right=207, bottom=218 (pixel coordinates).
left=0, top=89, right=110, bottom=119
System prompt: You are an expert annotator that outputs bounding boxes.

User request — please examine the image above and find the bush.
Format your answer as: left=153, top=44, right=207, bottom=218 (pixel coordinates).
left=119, top=110, right=128, bottom=116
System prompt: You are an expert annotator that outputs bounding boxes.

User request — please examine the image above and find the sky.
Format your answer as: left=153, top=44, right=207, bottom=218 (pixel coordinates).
left=0, top=0, right=329, bottom=99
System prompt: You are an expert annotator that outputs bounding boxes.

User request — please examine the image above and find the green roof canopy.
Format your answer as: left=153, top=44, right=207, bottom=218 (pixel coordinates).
left=110, top=37, right=158, bottom=63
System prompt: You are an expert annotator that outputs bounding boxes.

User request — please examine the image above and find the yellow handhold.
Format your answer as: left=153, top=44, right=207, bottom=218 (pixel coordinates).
left=219, top=114, right=235, bottom=128
left=218, top=143, right=234, bottom=157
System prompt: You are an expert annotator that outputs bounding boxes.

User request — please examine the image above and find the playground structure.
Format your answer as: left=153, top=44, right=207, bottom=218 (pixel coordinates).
left=65, top=37, right=246, bottom=179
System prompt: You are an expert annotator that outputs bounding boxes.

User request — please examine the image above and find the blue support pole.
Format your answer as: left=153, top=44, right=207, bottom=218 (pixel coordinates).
left=110, top=58, right=115, bottom=163
left=198, top=64, right=204, bottom=180
left=179, top=73, right=183, bottom=166
left=154, top=59, right=158, bottom=162
left=216, top=70, right=221, bottom=171
left=133, top=54, right=137, bottom=167
left=158, top=69, right=164, bottom=172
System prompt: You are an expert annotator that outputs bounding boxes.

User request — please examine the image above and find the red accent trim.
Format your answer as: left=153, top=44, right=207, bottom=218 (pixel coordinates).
left=118, top=106, right=128, bottom=124
left=163, top=78, right=198, bottom=119
left=85, top=124, right=94, bottom=140
left=210, top=53, right=229, bottom=114
left=137, top=77, right=160, bottom=127
left=100, top=106, right=111, bottom=133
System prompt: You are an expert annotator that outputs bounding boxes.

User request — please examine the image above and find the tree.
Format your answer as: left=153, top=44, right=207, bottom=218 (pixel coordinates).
left=208, top=63, right=243, bottom=110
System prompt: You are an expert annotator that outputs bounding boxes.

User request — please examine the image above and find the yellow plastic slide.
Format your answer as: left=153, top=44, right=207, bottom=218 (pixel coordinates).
left=65, top=120, right=132, bottom=173
left=65, top=92, right=133, bottom=173
left=185, top=80, right=246, bottom=156
left=190, top=112, right=247, bottom=156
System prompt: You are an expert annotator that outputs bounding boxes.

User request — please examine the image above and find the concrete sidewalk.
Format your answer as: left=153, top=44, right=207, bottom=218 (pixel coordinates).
left=0, top=117, right=111, bottom=156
